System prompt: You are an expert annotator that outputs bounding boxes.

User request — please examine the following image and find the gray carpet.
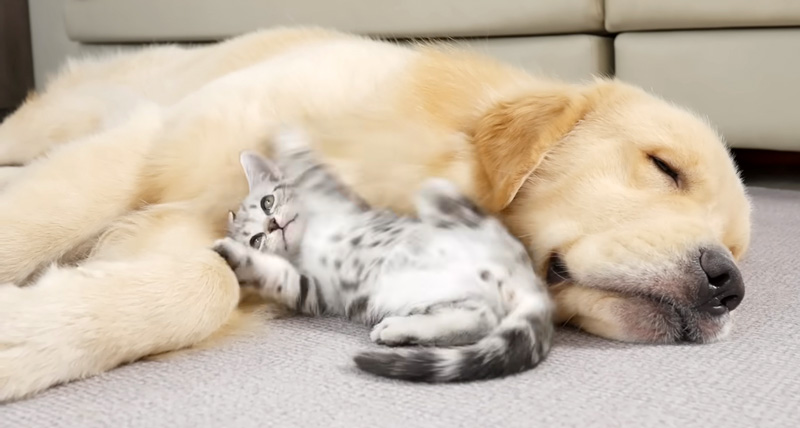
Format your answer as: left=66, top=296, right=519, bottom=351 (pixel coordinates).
left=2, top=186, right=798, bottom=428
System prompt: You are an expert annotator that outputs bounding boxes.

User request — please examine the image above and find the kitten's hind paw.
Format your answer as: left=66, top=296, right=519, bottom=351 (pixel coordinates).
left=418, top=178, right=462, bottom=198
left=370, top=317, right=416, bottom=347
left=273, top=126, right=312, bottom=155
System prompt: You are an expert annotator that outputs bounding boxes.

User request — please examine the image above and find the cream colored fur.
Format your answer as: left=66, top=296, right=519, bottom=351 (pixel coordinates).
left=0, top=27, right=750, bottom=401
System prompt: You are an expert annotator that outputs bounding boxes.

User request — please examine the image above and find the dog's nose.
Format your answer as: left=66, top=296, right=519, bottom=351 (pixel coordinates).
left=267, top=218, right=280, bottom=233
left=696, top=248, right=745, bottom=315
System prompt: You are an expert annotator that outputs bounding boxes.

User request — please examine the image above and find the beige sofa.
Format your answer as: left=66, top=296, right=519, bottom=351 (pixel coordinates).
left=30, top=0, right=800, bottom=151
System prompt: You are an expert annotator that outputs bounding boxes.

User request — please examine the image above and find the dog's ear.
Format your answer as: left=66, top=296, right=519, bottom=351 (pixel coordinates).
left=471, top=88, right=591, bottom=212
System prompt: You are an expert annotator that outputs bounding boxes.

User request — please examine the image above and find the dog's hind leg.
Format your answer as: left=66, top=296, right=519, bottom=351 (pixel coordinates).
left=0, top=107, right=161, bottom=283
left=0, top=89, right=133, bottom=166
left=0, top=206, right=241, bottom=402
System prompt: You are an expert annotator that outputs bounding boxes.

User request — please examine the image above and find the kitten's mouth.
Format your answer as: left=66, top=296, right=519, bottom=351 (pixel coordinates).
left=277, top=214, right=299, bottom=252
left=282, top=214, right=298, bottom=229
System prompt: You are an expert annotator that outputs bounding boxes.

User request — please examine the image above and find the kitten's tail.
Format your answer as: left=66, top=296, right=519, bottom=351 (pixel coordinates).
left=353, top=293, right=554, bottom=382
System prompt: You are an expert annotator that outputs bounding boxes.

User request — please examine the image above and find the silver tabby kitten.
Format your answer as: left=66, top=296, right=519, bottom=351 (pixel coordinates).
left=213, top=128, right=554, bottom=382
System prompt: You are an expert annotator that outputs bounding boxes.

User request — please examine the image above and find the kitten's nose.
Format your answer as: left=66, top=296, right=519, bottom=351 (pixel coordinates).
left=267, top=218, right=280, bottom=233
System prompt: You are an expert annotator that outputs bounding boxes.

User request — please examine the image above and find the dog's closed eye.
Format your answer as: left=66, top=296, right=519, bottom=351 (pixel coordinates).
left=649, top=155, right=680, bottom=186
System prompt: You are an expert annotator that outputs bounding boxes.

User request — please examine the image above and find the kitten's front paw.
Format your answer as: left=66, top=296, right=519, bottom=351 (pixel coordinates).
left=254, top=259, right=303, bottom=305
left=212, top=238, right=249, bottom=270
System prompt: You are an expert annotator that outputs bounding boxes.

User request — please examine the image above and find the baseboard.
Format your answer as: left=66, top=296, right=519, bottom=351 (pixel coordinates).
left=731, top=148, right=800, bottom=168
left=731, top=148, right=800, bottom=191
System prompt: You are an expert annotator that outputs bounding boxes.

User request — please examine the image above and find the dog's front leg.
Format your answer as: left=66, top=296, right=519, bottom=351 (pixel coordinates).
left=0, top=207, right=241, bottom=403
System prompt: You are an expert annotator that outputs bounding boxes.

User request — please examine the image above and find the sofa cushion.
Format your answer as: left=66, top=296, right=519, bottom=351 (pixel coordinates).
left=606, top=0, right=800, bottom=32
left=64, top=0, right=604, bottom=43
left=457, top=35, right=612, bottom=82
left=615, top=29, right=800, bottom=151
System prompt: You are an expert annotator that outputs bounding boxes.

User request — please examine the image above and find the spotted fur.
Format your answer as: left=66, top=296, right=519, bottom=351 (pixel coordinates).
left=213, top=128, right=554, bottom=382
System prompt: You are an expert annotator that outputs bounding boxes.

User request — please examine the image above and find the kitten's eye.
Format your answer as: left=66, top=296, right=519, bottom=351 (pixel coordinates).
left=649, top=155, right=680, bottom=185
left=249, top=232, right=265, bottom=249
left=261, top=195, right=276, bottom=215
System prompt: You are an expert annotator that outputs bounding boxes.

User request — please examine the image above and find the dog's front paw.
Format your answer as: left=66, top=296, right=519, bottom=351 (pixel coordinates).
left=212, top=238, right=249, bottom=270
left=0, top=286, right=74, bottom=402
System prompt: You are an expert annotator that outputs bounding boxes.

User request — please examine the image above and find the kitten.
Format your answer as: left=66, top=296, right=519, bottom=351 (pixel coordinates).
left=213, top=128, right=554, bottom=382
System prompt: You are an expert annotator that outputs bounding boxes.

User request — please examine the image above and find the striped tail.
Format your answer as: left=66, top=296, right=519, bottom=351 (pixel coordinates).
left=353, top=294, right=554, bottom=382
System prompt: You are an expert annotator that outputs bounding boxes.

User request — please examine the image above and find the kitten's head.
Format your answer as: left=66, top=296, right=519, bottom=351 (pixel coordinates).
left=228, top=151, right=306, bottom=257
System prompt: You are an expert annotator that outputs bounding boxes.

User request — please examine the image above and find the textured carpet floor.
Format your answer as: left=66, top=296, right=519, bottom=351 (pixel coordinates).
left=1, top=186, right=798, bottom=428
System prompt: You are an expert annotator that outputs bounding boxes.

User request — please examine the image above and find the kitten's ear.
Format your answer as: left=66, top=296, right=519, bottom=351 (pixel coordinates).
left=239, top=150, right=282, bottom=190
left=227, top=210, right=236, bottom=225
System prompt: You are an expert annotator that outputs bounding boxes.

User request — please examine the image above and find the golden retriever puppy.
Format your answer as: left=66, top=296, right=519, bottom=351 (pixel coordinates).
left=0, top=27, right=750, bottom=401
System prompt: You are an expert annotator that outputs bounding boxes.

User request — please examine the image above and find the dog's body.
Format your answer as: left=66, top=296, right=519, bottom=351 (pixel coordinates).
left=0, top=27, right=750, bottom=401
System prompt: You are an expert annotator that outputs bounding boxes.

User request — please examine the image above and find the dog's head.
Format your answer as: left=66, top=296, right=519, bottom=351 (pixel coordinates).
left=473, top=79, right=751, bottom=343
